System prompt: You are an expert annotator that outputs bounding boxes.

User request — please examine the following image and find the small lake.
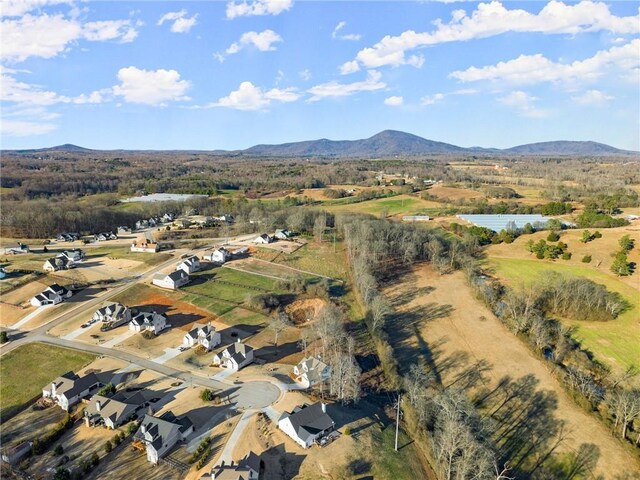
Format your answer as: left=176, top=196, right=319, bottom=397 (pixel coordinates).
left=120, top=193, right=208, bottom=203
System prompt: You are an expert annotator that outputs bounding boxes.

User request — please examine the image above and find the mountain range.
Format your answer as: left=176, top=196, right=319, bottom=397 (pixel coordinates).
left=6, top=131, right=637, bottom=157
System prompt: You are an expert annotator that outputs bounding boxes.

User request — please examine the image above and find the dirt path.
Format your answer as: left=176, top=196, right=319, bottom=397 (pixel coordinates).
left=383, top=264, right=639, bottom=479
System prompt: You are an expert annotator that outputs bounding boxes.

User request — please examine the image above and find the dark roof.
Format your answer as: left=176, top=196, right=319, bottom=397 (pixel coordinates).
left=167, top=270, right=189, bottom=281
left=280, top=403, right=334, bottom=443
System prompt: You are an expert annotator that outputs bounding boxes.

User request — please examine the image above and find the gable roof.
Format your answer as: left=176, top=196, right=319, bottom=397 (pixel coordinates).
left=280, top=403, right=334, bottom=444
left=225, top=342, right=253, bottom=358
left=167, top=270, right=189, bottom=281
left=296, top=357, right=329, bottom=384
left=135, top=412, right=192, bottom=451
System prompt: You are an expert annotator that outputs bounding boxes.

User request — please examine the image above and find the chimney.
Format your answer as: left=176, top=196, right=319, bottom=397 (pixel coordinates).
left=95, top=400, right=101, bottom=412
left=141, top=424, right=146, bottom=434
left=321, top=403, right=326, bottom=413
left=51, top=382, right=57, bottom=396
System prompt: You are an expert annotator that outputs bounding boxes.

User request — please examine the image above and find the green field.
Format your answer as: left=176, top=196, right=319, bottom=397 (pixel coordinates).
left=269, top=241, right=350, bottom=280
left=0, top=344, right=96, bottom=421
left=488, top=257, right=640, bottom=372
left=323, top=195, right=434, bottom=217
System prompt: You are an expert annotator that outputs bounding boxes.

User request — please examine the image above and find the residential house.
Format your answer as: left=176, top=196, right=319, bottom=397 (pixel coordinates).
left=57, top=233, right=80, bottom=242
left=135, top=219, right=150, bottom=230
left=212, top=341, right=254, bottom=371
left=134, top=412, right=194, bottom=464
left=177, top=256, right=201, bottom=274
left=0, top=266, right=6, bottom=280
left=94, top=232, right=118, bottom=242
left=162, top=213, right=175, bottom=223
left=129, top=311, right=168, bottom=335
left=42, top=371, right=111, bottom=411
left=30, top=283, right=72, bottom=307
left=84, top=390, right=156, bottom=429
left=293, top=357, right=331, bottom=389
left=92, top=302, right=132, bottom=328
left=117, top=226, right=131, bottom=234
left=61, top=249, right=85, bottom=262
left=204, top=247, right=230, bottom=265
left=3, top=242, right=29, bottom=254
left=1, top=441, right=33, bottom=466
left=203, top=452, right=261, bottom=480
left=274, top=229, right=293, bottom=241
left=277, top=403, right=335, bottom=449
left=152, top=270, right=190, bottom=290
left=253, top=234, right=272, bottom=244
left=183, top=322, right=220, bottom=351
left=131, top=236, right=159, bottom=253
left=213, top=214, right=234, bottom=224
left=43, top=255, right=75, bottom=272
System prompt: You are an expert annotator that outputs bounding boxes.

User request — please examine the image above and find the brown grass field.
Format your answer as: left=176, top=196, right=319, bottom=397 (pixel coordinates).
left=383, top=264, right=639, bottom=478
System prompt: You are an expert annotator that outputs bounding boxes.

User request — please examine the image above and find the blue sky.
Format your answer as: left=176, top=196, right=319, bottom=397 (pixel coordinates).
left=1, top=0, right=639, bottom=150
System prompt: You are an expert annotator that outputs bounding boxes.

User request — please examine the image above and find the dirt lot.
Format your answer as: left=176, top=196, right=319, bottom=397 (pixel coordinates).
left=427, top=185, right=484, bottom=201
left=383, top=264, right=639, bottom=478
left=285, top=298, right=327, bottom=326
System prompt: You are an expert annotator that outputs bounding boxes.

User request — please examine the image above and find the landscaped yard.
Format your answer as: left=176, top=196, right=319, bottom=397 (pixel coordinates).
left=0, top=343, right=95, bottom=421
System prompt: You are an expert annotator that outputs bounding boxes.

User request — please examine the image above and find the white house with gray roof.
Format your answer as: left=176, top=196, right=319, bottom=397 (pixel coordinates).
left=84, top=390, right=153, bottom=429
left=183, top=322, right=220, bottom=351
left=278, top=402, right=335, bottom=449
left=293, top=357, right=331, bottom=389
left=43, top=371, right=112, bottom=411
left=30, top=284, right=72, bottom=307
left=212, top=341, right=254, bottom=371
left=129, top=311, right=167, bottom=335
left=177, top=256, right=201, bottom=274
left=204, top=452, right=260, bottom=480
left=153, top=270, right=190, bottom=290
left=134, top=412, right=194, bottom=464
left=92, top=302, right=132, bottom=328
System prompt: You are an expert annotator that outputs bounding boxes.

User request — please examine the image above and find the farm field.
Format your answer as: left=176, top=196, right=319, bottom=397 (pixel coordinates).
left=0, top=344, right=96, bottom=421
left=382, top=264, right=639, bottom=478
left=323, top=194, right=441, bottom=217
left=488, top=256, right=640, bottom=372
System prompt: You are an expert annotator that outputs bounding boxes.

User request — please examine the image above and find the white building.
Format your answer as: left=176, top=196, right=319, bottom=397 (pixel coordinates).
left=152, top=270, right=190, bottom=290
left=203, top=247, right=230, bottom=265
left=212, top=341, right=254, bottom=371
left=277, top=403, right=335, bottom=449
left=183, top=322, right=221, bottom=351
left=293, top=357, right=332, bottom=389
left=92, top=302, right=132, bottom=328
left=176, top=256, right=201, bottom=274
left=129, top=311, right=167, bottom=335
left=253, top=234, right=272, bottom=244
left=134, top=413, right=193, bottom=464
left=30, top=284, right=72, bottom=307
left=42, top=371, right=110, bottom=411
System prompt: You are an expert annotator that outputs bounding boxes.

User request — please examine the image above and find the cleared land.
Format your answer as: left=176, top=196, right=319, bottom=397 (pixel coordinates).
left=323, top=194, right=441, bottom=217
left=486, top=226, right=640, bottom=372
left=0, top=343, right=96, bottom=421
left=383, top=264, right=639, bottom=478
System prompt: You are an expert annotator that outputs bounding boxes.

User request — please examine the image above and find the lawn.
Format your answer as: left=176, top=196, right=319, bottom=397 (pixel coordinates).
left=269, top=240, right=350, bottom=280
left=0, top=343, right=95, bottom=421
left=488, top=257, right=640, bottom=372
left=368, top=424, right=430, bottom=480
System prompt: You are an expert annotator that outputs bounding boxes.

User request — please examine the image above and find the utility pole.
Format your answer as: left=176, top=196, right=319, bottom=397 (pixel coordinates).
left=333, top=230, right=336, bottom=253
left=394, top=393, right=401, bottom=452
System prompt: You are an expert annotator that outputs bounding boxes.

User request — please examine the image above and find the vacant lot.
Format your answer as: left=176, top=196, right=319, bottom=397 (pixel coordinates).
left=88, top=246, right=173, bottom=268
left=383, top=265, right=639, bottom=478
left=254, top=241, right=350, bottom=280
left=426, top=185, right=484, bottom=202
left=489, top=256, right=640, bottom=372
left=324, top=194, right=440, bottom=217
left=0, top=344, right=95, bottom=421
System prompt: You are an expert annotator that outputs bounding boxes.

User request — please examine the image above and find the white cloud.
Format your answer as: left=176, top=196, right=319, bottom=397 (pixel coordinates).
left=384, top=95, right=403, bottom=106
left=212, top=81, right=300, bottom=110
left=350, top=1, right=640, bottom=69
left=1, top=13, right=140, bottom=62
left=1, top=119, right=57, bottom=136
left=421, top=93, right=445, bottom=105
left=339, top=60, right=360, bottom=75
left=217, top=30, right=282, bottom=62
left=0, top=0, right=72, bottom=17
left=571, top=89, right=614, bottom=106
left=299, top=69, right=312, bottom=81
left=112, top=67, right=191, bottom=105
left=157, top=10, right=197, bottom=33
left=83, top=20, right=138, bottom=42
left=226, top=0, right=293, bottom=19
left=308, top=70, right=385, bottom=101
left=498, top=91, right=547, bottom=117
left=450, top=39, right=640, bottom=84
left=332, top=21, right=361, bottom=41
left=1, top=71, right=108, bottom=105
